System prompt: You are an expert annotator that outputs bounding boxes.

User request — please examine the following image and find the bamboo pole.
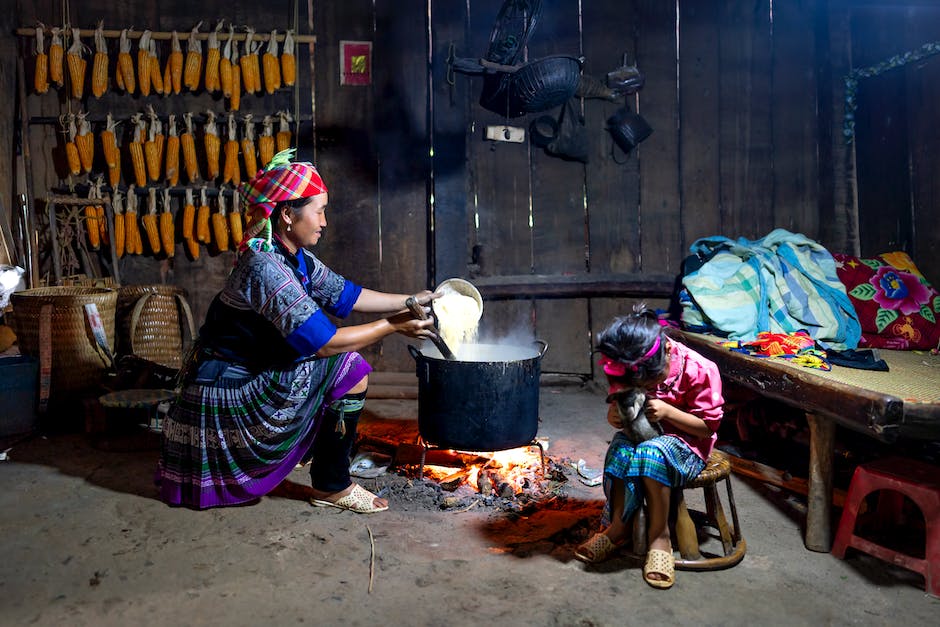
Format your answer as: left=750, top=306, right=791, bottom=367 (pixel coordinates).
left=15, top=27, right=315, bottom=43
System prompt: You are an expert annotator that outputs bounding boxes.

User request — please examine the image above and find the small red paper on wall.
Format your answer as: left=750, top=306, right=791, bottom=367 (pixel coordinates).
left=340, top=40, right=372, bottom=86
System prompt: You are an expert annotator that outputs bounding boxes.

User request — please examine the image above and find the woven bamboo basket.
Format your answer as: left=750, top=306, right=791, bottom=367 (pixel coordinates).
left=116, top=285, right=196, bottom=370
left=9, top=286, right=117, bottom=395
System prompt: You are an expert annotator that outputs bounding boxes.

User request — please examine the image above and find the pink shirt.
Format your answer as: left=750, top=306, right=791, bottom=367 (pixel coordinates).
left=653, top=340, right=724, bottom=460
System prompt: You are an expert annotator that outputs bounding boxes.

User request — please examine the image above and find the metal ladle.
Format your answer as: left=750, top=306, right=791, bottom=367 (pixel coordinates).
left=405, top=296, right=457, bottom=360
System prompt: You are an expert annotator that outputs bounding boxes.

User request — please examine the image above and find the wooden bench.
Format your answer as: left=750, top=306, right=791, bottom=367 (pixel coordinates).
left=675, top=330, right=940, bottom=552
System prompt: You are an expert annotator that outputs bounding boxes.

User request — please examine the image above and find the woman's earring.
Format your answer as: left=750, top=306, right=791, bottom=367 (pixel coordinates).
left=286, top=224, right=291, bottom=232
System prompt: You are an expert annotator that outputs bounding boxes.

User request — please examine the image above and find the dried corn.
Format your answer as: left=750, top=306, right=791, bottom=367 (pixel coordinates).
left=149, top=38, right=165, bottom=95
left=262, top=30, right=281, bottom=94
left=186, top=235, right=200, bottom=259
left=183, top=21, right=204, bottom=91
left=228, top=187, right=243, bottom=247
left=34, top=25, right=49, bottom=94
left=220, top=24, right=234, bottom=99
left=165, top=114, right=180, bottom=186
left=145, top=106, right=164, bottom=182
left=63, top=114, right=81, bottom=176
left=182, top=188, right=196, bottom=240
left=128, top=114, right=147, bottom=187
left=181, top=112, right=200, bottom=182
left=204, top=111, right=221, bottom=181
left=66, top=27, right=87, bottom=100
left=259, top=115, right=275, bottom=168
left=49, top=27, right=64, bottom=87
left=142, top=188, right=162, bottom=254
left=75, top=112, right=95, bottom=174
left=204, top=21, right=223, bottom=93
left=117, top=29, right=135, bottom=94
left=230, top=49, right=242, bottom=112
left=85, top=181, right=101, bottom=249
left=91, top=22, right=108, bottom=98
left=222, top=113, right=240, bottom=185
left=280, top=29, right=296, bottom=87
left=241, top=114, right=258, bottom=178
left=113, top=191, right=125, bottom=258
left=196, top=187, right=211, bottom=244
left=240, top=27, right=260, bottom=94
left=125, top=186, right=143, bottom=255
left=138, top=30, right=152, bottom=97
left=101, top=113, right=121, bottom=186
left=212, top=193, right=230, bottom=252
left=168, top=30, right=183, bottom=94
left=160, top=189, right=175, bottom=258
left=276, top=111, right=293, bottom=153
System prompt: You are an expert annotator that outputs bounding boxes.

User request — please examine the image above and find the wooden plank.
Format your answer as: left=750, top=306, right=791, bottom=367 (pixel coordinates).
left=772, top=0, right=820, bottom=239
left=678, top=0, right=721, bottom=246
left=718, top=0, right=774, bottom=240
left=472, top=272, right=675, bottom=299
left=636, top=0, right=683, bottom=272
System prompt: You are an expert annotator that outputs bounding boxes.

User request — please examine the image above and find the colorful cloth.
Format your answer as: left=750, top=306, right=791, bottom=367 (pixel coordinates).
left=720, top=330, right=832, bottom=371
left=680, top=229, right=861, bottom=350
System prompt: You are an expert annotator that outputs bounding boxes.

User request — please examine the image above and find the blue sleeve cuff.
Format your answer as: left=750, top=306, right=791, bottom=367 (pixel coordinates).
left=325, top=280, right=362, bottom=318
left=286, top=310, right=337, bottom=356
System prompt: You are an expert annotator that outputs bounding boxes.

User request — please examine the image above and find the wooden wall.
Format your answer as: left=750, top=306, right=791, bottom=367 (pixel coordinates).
left=2, top=0, right=938, bottom=376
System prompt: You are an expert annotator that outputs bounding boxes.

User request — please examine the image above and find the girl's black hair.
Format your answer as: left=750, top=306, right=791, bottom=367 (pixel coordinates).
left=595, top=303, right=668, bottom=384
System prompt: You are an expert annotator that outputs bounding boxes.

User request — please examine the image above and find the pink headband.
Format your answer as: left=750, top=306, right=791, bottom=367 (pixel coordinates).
left=598, top=334, right=662, bottom=377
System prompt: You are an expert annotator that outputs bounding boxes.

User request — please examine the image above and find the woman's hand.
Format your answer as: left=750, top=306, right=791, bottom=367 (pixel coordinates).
left=388, top=310, right=436, bottom=339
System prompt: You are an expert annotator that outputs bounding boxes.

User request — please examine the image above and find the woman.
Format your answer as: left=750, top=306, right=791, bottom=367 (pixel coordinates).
left=158, top=150, right=437, bottom=512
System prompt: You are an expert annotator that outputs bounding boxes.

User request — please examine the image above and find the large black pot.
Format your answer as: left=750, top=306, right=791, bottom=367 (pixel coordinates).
left=409, top=341, right=548, bottom=452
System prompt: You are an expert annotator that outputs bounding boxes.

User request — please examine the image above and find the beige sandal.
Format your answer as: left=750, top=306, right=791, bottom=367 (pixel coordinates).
left=310, top=484, right=388, bottom=514
left=643, top=548, right=675, bottom=589
left=574, top=533, right=620, bottom=563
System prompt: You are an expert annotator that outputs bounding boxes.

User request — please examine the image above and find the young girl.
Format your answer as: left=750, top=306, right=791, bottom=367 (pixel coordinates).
left=575, top=305, right=724, bottom=590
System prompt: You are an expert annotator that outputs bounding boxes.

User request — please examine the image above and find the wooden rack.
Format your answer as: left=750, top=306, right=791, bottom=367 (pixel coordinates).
left=15, top=27, right=315, bottom=44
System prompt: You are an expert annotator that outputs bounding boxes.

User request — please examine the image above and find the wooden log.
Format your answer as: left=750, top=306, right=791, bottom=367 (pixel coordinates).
left=726, top=453, right=846, bottom=508
left=806, top=412, right=836, bottom=552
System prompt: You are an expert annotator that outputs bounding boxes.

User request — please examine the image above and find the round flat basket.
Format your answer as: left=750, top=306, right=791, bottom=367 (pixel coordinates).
left=9, top=286, right=117, bottom=396
left=117, top=285, right=196, bottom=370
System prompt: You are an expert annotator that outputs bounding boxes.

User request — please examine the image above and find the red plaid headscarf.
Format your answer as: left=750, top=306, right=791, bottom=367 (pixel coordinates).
left=237, top=149, right=328, bottom=252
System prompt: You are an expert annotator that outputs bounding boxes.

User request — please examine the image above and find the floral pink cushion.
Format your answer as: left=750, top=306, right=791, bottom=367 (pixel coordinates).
left=833, top=251, right=940, bottom=350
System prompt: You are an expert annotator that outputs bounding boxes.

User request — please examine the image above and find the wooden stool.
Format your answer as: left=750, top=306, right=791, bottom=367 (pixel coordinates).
left=672, top=449, right=747, bottom=570
left=831, top=456, right=940, bottom=598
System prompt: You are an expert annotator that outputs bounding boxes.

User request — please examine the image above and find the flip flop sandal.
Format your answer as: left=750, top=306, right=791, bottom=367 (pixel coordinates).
left=574, top=533, right=620, bottom=564
left=643, top=548, right=675, bottom=589
left=310, top=484, right=389, bottom=514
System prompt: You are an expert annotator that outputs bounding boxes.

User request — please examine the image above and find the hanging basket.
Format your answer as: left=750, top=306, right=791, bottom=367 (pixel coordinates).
left=116, top=285, right=196, bottom=370
left=9, top=287, right=117, bottom=395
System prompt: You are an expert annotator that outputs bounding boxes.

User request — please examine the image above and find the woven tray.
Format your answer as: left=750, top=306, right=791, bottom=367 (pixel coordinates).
left=117, top=285, right=196, bottom=370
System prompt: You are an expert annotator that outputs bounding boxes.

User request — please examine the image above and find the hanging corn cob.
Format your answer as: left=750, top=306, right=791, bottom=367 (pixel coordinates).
left=276, top=111, right=293, bottom=153
left=181, top=111, right=200, bottom=182
left=128, top=114, right=147, bottom=187
left=222, top=113, right=240, bottom=185
left=165, top=114, right=180, bottom=187
left=142, top=188, right=162, bottom=254
left=258, top=115, right=275, bottom=168
left=240, top=27, right=260, bottom=95
left=204, top=111, right=221, bottom=181
left=113, top=190, right=125, bottom=258
left=204, top=21, right=223, bottom=94
left=137, top=30, right=152, bottom=96
left=125, top=186, right=143, bottom=255
left=117, top=29, right=135, bottom=94
left=168, top=30, right=183, bottom=95
left=220, top=24, right=234, bottom=99
left=262, top=30, right=281, bottom=94
left=66, top=27, right=87, bottom=100
left=34, top=24, right=49, bottom=94
left=49, top=27, right=64, bottom=87
left=95, top=177, right=108, bottom=246
left=160, top=189, right=175, bottom=258
left=241, top=114, right=258, bottom=178
left=196, top=187, right=211, bottom=244
left=85, top=179, right=102, bottom=249
left=228, top=187, right=243, bottom=248
left=182, top=187, right=196, bottom=241
left=75, top=111, right=95, bottom=174
left=149, top=38, right=165, bottom=95
left=91, top=22, right=108, bottom=98
left=63, top=114, right=81, bottom=176
left=183, top=21, right=204, bottom=92
left=280, top=29, right=296, bottom=88
left=101, top=113, right=121, bottom=187
left=185, top=232, right=200, bottom=259
left=145, top=106, right=165, bottom=182
left=213, top=192, right=230, bottom=252
left=230, top=44, right=242, bottom=112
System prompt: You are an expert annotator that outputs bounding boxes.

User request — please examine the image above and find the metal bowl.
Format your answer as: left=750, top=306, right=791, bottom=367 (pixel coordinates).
left=436, top=278, right=484, bottom=321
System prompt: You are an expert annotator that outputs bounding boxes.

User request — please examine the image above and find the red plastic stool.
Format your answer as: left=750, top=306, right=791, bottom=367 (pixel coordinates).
left=832, top=456, right=940, bottom=598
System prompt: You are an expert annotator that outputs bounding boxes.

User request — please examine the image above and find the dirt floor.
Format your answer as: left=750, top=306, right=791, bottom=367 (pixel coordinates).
left=1, top=374, right=938, bottom=626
